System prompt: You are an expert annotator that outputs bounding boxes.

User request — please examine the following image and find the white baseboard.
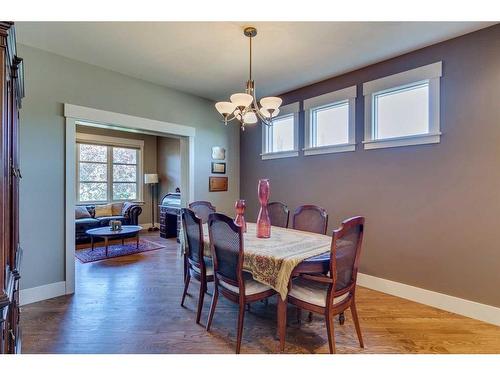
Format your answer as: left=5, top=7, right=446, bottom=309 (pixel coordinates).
left=20, top=281, right=67, bottom=306
left=357, top=273, right=500, bottom=326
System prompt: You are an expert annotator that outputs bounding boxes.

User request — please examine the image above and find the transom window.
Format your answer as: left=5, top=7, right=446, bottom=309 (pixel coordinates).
left=267, top=114, right=294, bottom=153
left=304, top=85, right=357, bottom=155
left=77, top=141, right=142, bottom=203
left=261, top=102, right=299, bottom=160
left=311, top=100, right=349, bottom=147
left=363, top=61, right=442, bottom=150
left=373, top=81, right=429, bottom=140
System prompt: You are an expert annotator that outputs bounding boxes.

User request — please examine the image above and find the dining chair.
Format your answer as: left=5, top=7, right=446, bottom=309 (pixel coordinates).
left=188, top=201, right=216, bottom=224
left=180, top=208, right=214, bottom=324
left=268, top=201, right=290, bottom=228
left=206, top=213, right=276, bottom=354
left=292, top=205, right=328, bottom=234
left=286, top=216, right=365, bottom=354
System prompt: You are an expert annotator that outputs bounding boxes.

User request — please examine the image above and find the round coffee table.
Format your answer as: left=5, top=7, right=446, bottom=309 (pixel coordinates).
left=86, top=225, right=143, bottom=257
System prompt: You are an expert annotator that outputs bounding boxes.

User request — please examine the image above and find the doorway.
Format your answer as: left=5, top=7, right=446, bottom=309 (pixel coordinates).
left=64, top=104, right=196, bottom=294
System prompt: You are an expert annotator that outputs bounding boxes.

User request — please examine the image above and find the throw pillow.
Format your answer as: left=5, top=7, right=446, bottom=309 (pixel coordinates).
left=75, top=206, right=91, bottom=219
left=94, top=203, right=113, bottom=218
left=112, top=202, right=124, bottom=216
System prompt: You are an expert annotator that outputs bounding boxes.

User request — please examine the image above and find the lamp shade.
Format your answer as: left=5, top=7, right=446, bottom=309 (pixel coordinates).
left=144, top=173, right=159, bottom=184
left=243, top=111, right=258, bottom=124
left=260, top=96, right=282, bottom=111
left=259, top=107, right=280, bottom=118
left=230, top=93, right=253, bottom=108
left=215, top=101, right=236, bottom=115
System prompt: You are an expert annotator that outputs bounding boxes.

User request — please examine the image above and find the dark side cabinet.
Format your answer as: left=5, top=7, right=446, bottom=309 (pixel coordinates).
left=159, top=193, right=181, bottom=242
left=0, top=22, right=24, bottom=354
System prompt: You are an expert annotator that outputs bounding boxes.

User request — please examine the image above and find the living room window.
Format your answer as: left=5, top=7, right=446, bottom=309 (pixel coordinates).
left=76, top=133, right=143, bottom=203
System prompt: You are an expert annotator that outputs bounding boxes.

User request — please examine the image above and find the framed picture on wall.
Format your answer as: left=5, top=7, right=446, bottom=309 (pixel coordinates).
left=211, top=146, right=226, bottom=160
left=211, top=162, right=226, bottom=174
left=209, top=176, right=228, bottom=192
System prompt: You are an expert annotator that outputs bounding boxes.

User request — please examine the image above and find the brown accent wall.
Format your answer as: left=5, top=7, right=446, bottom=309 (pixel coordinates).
left=240, top=25, right=500, bottom=307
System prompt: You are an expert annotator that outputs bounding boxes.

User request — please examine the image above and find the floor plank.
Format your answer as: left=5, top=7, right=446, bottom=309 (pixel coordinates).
left=21, top=231, right=500, bottom=354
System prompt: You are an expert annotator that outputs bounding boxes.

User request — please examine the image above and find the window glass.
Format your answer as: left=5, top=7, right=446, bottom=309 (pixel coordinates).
left=374, top=82, right=429, bottom=139
left=271, top=115, right=294, bottom=152
left=312, top=101, right=349, bottom=147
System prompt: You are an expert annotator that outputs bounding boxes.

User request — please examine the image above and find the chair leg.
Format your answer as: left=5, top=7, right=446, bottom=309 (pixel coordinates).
left=297, top=308, right=302, bottom=324
left=325, top=313, right=336, bottom=354
left=236, top=302, right=246, bottom=354
left=246, top=303, right=251, bottom=311
left=181, top=273, right=191, bottom=307
left=206, top=287, right=219, bottom=331
left=308, top=312, right=313, bottom=322
left=339, top=312, right=345, bottom=325
left=350, top=300, right=364, bottom=348
left=196, top=280, right=206, bottom=324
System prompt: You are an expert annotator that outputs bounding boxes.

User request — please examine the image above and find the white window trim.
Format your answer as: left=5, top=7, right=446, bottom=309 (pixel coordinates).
left=303, top=85, right=357, bottom=156
left=363, top=61, right=442, bottom=150
left=76, top=132, right=144, bottom=204
left=261, top=102, right=300, bottom=160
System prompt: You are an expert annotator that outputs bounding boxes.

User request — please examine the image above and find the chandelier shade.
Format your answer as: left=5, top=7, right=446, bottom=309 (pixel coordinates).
left=260, top=107, right=280, bottom=118
left=230, top=93, right=253, bottom=108
left=243, top=111, right=258, bottom=124
left=215, top=101, right=237, bottom=116
left=260, top=97, right=282, bottom=111
left=214, top=26, right=282, bottom=131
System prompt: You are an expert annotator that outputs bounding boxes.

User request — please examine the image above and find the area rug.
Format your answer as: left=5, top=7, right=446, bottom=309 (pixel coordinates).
left=75, top=238, right=166, bottom=263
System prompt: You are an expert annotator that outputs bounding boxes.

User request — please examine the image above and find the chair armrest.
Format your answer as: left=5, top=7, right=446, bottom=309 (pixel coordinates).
left=124, top=205, right=142, bottom=225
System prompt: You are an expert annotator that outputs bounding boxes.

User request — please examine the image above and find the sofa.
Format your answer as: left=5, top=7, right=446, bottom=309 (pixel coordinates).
left=75, top=202, right=143, bottom=244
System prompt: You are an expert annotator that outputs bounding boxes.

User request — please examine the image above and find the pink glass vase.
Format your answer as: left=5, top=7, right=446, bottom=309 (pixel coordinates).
left=234, top=199, right=247, bottom=233
left=256, top=179, right=271, bottom=238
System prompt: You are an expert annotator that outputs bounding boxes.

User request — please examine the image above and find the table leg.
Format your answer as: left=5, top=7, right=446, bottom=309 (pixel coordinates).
left=277, top=296, right=287, bottom=352
left=105, top=237, right=109, bottom=257
left=91, top=236, right=94, bottom=251
left=136, top=233, right=139, bottom=249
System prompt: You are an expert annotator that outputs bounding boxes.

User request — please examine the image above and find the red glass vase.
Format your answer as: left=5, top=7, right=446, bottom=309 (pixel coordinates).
left=234, top=199, right=247, bottom=233
left=256, top=179, right=271, bottom=238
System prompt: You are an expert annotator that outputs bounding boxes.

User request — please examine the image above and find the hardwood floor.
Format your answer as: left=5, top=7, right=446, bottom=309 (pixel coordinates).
left=21, top=231, right=500, bottom=354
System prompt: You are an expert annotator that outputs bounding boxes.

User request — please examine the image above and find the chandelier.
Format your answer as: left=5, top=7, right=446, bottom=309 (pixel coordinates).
left=215, top=27, right=282, bottom=131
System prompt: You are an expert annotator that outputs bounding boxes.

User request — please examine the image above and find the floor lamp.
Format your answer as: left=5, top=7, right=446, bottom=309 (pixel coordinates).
left=144, top=173, right=159, bottom=232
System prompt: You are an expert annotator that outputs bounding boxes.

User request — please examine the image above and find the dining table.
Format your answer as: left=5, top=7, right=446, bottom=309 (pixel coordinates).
left=182, top=221, right=335, bottom=351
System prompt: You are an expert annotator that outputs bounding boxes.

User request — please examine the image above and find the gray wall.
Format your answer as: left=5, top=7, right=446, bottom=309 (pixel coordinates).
left=157, top=137, right=181, bottom=213
left=240, top=25, right=500, bottom=307
left=19, top=44, right=240, bottom=290
left=75, top=125, right=159, bottom=226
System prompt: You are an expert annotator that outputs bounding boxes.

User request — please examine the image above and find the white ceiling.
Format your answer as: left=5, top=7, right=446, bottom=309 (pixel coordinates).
left=16, top=22, right=495, bottom=101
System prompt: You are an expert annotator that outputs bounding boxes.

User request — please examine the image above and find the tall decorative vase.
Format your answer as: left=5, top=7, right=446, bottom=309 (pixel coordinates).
left=234, top=199, right=247, bottom=233
left=256, top=179, right=271, bottom=238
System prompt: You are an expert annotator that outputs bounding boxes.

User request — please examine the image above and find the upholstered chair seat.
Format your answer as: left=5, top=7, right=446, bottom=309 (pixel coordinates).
left=218, top=273, right=273, bottom=296
left=288, top=278, right=349, bottom=307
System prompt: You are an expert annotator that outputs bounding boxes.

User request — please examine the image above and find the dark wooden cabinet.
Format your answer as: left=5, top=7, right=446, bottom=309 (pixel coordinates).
left=0, top=22, right=24, bottom=355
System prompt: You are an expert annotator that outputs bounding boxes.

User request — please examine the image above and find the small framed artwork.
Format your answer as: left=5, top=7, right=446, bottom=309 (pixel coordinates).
left=211, top=162, right=226, bottom=174
left=209, top=176, right=228, bottom=192
left=212, top=146, right=226, bottom=160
